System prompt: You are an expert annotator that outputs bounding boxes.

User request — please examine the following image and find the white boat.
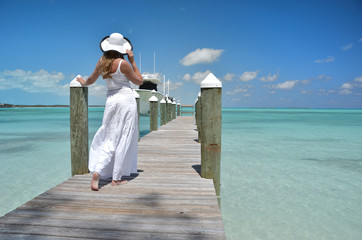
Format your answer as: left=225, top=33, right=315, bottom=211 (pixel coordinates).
left=131, top=53, right=171, bottom=115
left=135, top=89, right=164, bottom=115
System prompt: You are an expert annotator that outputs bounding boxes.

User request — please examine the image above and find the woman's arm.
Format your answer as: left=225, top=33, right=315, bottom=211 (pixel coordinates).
left=121, top=50, right=143, bottom=85
left=77, top=59, right=101, bottom=86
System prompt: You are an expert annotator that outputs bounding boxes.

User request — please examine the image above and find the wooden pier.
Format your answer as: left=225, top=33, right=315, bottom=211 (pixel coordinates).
left=0, top=116, right=225, bottom=239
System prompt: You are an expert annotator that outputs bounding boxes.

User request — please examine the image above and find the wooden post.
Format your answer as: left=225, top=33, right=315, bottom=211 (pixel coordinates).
left=70, top=80, right=89, bottom=176
left=196, top=92, right=202, bottom=143
left=149, top=95, right=158, bottom=131
left=165, top=96, right=169, bottom=123
left=160, top=98, right=166, bottom=126
left=172, top=100, right=176, bottom=120
left=167, top=97, right=172, bottom=122
left=195, top=99, right=198, bottom=126
left=200, top=73, right=222, bottom=196
left=177, top=101, right=181, bottom=116
left=134, top=90, right=140, bottom=141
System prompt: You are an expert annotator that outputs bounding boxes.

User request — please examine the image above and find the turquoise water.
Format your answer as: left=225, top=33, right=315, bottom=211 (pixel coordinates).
left=0, top=107, right=151, bottom=217
left=221, top=108, right=362, bottom=239
left=1, top=108, right=362, bottom=239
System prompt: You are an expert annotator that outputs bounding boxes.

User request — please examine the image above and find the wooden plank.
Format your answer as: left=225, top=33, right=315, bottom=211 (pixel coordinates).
left=0, top=116, right=225, bottom=240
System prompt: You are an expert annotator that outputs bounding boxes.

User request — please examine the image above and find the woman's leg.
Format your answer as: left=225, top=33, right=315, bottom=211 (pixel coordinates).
left=91, top=172, right=100, bottom=191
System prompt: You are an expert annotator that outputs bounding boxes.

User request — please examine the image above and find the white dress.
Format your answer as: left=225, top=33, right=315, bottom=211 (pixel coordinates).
left=88, top=59, right=138, bottom=180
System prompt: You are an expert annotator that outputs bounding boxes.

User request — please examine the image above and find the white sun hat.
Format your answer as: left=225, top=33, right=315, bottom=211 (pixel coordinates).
left=100, top=33, right=133, bottom=55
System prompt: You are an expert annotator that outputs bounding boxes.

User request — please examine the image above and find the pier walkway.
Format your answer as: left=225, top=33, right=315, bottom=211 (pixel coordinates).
left=0, top=116, right=225, bottom=239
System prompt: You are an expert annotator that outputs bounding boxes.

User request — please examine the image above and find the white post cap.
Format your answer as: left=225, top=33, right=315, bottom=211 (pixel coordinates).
left=198, top=91, right=201, bottom=97
left=151, top=89, right=157, bottom=94
left=200, top=73, right=222, bottom=88
left=70, top=75, right=83, bottom=87
left=167, top=98, right=172, bottom=103
left=160, top=98, right=166, bottom=103
left=133, top=89, right=140, bottom=99
left=149, top=96, right=158, bottom=102
left=172, top=101, right=176, bottom=105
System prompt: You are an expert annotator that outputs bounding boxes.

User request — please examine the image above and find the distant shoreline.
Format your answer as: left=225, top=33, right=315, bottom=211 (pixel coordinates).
left=1, top=103, right=360, bottom=110
left=0, top=104, right=104, bottom=108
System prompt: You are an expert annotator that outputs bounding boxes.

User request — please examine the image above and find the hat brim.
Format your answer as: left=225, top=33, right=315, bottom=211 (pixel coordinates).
left=100, top=36, right=133, bottom=55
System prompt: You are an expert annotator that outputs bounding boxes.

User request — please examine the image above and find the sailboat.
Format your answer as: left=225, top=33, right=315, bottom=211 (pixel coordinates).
left=133, top=52, right=164, bottom=115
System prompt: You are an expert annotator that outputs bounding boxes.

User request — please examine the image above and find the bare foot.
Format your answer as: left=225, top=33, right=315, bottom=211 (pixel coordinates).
left=111, top=179, right=128, bottom=186
left=91, top=172, right=100, bottom=191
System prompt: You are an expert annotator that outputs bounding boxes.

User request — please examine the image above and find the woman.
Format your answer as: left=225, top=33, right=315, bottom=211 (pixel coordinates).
left=77, top=33, right=143, bottom=191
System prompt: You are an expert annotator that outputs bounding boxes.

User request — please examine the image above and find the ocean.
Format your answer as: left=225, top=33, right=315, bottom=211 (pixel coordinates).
left=1, top=107, right=362, bottom=239
left=221, top=108, right=362, bottom=239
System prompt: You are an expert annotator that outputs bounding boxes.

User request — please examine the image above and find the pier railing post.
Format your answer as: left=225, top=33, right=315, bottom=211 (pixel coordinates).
left=149, top=95, right=159, bottom=131
left=177, top=101, right=181, bottom=117
left=134, top=90, right=140, bottom=141
left=196, top=92, right=202, bottom=143
left=200, top=73, right=222, bottom=196
left=160, top=98, right=167, bottom=126
left=172, top=100, right=176, bottom=120
left=70, top=78, right=89, bottom=176
left=167, top=97, right=172, bottom=122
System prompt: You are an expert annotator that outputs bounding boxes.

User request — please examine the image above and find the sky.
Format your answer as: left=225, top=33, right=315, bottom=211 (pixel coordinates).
left=0, top=0, right=361, bottom=108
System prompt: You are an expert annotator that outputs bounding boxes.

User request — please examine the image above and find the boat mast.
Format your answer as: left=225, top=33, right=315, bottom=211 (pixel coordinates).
left=168, top=79, right=170, bottom=96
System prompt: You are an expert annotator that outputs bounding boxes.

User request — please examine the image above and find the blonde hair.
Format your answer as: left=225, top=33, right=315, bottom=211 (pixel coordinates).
left=99, top=51, right=123, bottom=79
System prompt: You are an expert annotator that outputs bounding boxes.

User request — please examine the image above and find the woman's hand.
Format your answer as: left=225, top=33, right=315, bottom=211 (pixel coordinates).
left=76, top=76, right=87, bottom=86
left=126, top=49, right=135, bottom=63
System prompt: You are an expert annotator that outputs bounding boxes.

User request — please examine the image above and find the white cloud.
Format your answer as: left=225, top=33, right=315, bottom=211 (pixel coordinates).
left=338, top=82, right=354, bottom=95
left=0, top=69, right=67, bottom=95
left=89, top=83, right=107, bottom=97
left=316, top=89, right=336, bottom=96
left=0, top=69, right=109, bottom=99
left=359, top=38, right=362, bottom=42
left=223, top=73, right=235, bottom=81
left=182, top=73, right=191, bottom=81
left=316, top=75, right=331, bottom=81
left=169, top=81, right=184, bottom=90
left=300, top=79, right=311, bottom=85
left=354, top=76, right=362, bottom=82
left=301, top=89, right=313, bottom=95
left=226, top=87, right=247, bottom=95
left=226, top=84, right=252, bottom=95
left=341, top=43, right=353, bottom=51
left=272, top=80, right=298, bottom=90
left=341, top=83, right=353, bottom=89
left=240, top=71, right=258, bottom=82
left=259, top=72, right=278, bottom=82
left=314, top=56, right=335, bottom=63
left=317, top=75, right=325, bottom=79
left=180, top=48, right=223, bottom=66
left=191, top=70, right=212, bottom=85
left=339, top=89, right=352, bottom=95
